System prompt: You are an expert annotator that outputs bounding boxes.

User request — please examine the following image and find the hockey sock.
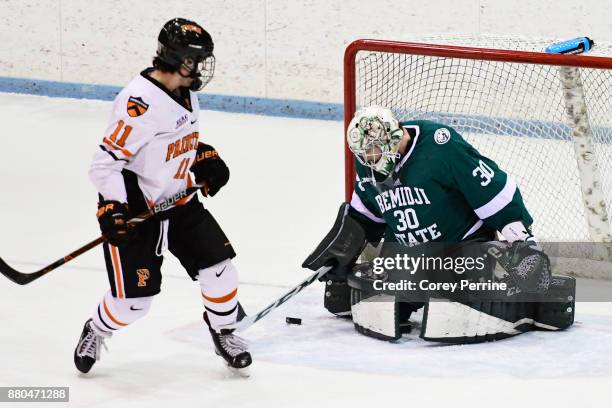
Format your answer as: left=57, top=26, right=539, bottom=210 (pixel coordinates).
left=91, top=290, right=153, bottom=334
left=198, top=259, right=239, bottom=329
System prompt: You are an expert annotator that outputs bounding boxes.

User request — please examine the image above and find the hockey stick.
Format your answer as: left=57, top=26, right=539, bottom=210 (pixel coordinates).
left=0, top=183, right=205, bottom=286
left=219, top=265, right=332, bottom=332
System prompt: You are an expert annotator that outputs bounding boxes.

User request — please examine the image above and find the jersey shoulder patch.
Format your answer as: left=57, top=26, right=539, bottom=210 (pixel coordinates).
left=433, top=127, right=451, bottom=144
left=127, top=96, right=149, bottom=117
left=408, top=120, right=462, bottom=148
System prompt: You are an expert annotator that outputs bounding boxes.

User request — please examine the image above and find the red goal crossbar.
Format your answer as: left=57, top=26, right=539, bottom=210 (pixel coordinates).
left=343, top=39, right=612, bottom=201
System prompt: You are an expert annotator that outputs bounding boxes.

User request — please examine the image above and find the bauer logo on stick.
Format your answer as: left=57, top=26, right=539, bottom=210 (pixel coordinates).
left=127, top=96, right=149, bottom=117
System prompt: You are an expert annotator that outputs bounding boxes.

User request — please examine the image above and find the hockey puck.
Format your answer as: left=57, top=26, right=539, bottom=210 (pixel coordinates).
left=285, top=317, right=302, bottom=325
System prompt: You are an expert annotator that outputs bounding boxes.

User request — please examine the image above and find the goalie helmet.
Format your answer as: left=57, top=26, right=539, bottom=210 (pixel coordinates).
left=157, top=18, right=215, bottom=91
left=346, top=106, right=404, bottom=177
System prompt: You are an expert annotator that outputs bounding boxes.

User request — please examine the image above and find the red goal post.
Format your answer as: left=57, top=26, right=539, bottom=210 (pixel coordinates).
left=343, top=38, right=612, bottom=251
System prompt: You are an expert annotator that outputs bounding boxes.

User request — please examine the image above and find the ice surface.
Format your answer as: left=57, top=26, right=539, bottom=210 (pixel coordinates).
left=0, top=94, right=611, bottom=407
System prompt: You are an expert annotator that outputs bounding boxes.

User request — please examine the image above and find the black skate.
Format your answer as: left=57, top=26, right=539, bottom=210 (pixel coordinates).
left=203, top=312, right=252, bottom=370
left=73, top=319, right=110, bottom=373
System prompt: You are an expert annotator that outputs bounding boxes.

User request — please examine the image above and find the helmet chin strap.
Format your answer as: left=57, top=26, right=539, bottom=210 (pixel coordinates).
left=189, top=78, right=203, bottom=91
left=176, top=67, right=203, bottom=91
left=178, top=66, right=199, bottom=79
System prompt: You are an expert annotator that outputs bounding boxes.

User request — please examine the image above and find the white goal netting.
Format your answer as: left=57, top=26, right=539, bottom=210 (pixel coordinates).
left=352, top=37, right=612, bottom=244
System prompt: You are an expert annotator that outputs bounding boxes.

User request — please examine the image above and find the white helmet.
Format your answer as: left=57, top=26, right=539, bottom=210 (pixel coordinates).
left=346, top=106, right=403, bottom=177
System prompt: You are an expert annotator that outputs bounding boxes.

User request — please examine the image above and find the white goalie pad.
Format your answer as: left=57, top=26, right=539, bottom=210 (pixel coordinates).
left=351, top=294, right=400, bottom=341
left=420, top=299, right=557, bottom=343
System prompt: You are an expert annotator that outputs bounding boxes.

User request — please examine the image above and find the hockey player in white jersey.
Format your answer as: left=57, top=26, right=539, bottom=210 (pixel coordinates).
left=74, top=18, right=251, bottom=373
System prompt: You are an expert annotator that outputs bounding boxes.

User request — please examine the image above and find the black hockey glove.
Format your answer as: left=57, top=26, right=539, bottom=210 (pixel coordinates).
left=302, top=203, right=367, bottom=281
left=481, top=240, right=551, bottom=294
left=97, top=200, right=135, bottom=247
left=191, top=143, right=229, bottom=197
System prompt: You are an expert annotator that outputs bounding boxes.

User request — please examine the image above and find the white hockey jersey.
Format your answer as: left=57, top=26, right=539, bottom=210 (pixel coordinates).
left=89, top=69, right=200, bottom=208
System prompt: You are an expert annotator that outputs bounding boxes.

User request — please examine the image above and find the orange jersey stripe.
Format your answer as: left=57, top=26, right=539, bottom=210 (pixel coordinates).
left=201, top=288, right=237, bottom=304
left=110, top=245, right=125, bottom=299
left=103, top=298, right=128, bottom=327
left=103, top=137, right=134, bottom=158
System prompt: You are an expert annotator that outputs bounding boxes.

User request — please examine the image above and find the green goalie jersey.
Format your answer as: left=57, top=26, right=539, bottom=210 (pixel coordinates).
left=350, top=120, right=533, bottom=244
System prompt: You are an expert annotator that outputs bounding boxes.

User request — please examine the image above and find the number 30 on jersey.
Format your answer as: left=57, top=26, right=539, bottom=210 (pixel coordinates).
left=472, top=160, right=495, bottom=186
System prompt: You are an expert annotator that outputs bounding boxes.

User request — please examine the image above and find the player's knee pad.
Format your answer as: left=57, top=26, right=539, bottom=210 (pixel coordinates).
left=198, top=259, right=239, bottom=327
left=92, top=290, right=154, bottom=332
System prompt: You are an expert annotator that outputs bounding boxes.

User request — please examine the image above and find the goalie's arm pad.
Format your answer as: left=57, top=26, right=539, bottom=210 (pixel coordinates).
left=302, top=203, right=367, bottom=272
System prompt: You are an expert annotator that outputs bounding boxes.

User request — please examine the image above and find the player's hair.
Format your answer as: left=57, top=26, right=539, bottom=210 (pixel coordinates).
left=152, top=56, right=177, bottom=73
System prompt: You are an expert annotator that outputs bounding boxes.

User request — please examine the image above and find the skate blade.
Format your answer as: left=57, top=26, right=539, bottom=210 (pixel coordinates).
left=226, top=364, right=251, bottom=378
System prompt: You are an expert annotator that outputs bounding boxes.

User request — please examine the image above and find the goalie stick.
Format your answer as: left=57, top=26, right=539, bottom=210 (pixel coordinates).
left=0, top=183, right=205, bottom=285
left=219, top=265, right=332, bottom=332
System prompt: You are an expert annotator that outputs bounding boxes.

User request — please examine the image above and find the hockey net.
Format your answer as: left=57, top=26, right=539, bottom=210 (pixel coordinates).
left=344, top=38, right=612, bottom=278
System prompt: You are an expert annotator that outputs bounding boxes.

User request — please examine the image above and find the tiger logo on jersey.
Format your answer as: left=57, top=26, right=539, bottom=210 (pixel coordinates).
left=127, top=96, right=149, bottom=117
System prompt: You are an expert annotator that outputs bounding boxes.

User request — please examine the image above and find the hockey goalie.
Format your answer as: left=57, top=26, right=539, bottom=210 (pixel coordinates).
left=303, top=106, right=575, bottom=343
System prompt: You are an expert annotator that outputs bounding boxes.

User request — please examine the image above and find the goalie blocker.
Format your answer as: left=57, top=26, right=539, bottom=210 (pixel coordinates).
left=302, top=203, right=382, bottom=317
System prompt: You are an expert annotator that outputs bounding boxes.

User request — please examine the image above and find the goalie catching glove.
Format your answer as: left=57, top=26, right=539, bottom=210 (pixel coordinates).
left=482, top=221, right=552, bottom=294
left=190, top=142, right=229, bottom=197
left=302, top=203, right=367, bottom=281
left=481, top=240, right=551, bottom=294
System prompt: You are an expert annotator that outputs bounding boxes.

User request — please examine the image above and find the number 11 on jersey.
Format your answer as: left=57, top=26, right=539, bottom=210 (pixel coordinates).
left=174, top=158, right=191, bottom=179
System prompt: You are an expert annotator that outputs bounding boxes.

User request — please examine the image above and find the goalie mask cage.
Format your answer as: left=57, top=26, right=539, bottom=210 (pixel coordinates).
left=344, top=39, right=612, bottom=245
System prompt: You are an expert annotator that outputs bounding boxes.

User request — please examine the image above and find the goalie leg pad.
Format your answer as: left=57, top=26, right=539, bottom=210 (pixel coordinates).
left=420, top=299, right=537, bottom=344
left=351, top=289, right=400, bottom=342
left=348, top=263, right=400, bottom=341
left=534, top=275, right=575, bottom=331
left=347, top=262, right=422, bottom=341
left=420, top=274, right=575, bottom=343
